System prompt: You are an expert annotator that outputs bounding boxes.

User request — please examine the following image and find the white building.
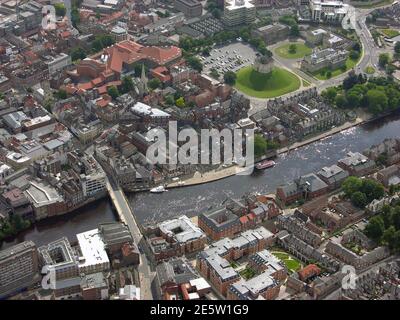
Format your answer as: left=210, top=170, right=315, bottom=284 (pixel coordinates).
left=76, top=229, right=110, bottom=274
left=0, top=163, right=13, bottom=182
left=309, top=0, right=348, bottom=23
left=81, top=172, right=106, bottom=197
left=45, top=53, right=72, bottom=75
left=222, top=0, right=256, bottom=27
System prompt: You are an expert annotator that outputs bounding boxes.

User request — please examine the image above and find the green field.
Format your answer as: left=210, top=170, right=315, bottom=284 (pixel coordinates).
left=313, top=56, right=360, bottom=80
left=378, top=28, right=400, bottom=38
left=235, top=66, right=301, bottom=98
left=274, top=42, right=312, bottom=59
left=365, top=65, right=375, bottom=74
left=352, top=0, right=393, bottom=8
left=271, top=251, right=302, bottom=273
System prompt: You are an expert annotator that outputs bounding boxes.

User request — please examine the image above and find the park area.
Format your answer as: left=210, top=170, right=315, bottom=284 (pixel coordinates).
left=271, top=250, right=302, bottom=273
left=313, top=55, right=361, bottom=80
left=235, top=66, right=300, bottom=98
left=274, top=42, right=312, bottom=59
left=378, top=28, right=400, bottom=38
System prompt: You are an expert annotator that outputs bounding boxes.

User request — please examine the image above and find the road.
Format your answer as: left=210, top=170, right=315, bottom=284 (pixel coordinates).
left=106, top=177, right=155, bottom=300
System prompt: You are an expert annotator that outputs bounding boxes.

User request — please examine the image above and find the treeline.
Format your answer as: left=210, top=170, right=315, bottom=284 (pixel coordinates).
left=69, top=34, right=115, bottom=62
left=322, top=74, right=400, bottom=115
left=365, top=202, right=400, bottom=253
left=0, top=215, right=31, bottom=243
left=342, top=176, right=385, bottom=208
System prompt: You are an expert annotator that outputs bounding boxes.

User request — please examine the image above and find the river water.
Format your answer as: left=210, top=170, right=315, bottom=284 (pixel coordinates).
left=1, top=112, right=399, bottom=250
left=0, top=198, right=117, bottom=250
left=130, top=112, right=400, bottom=226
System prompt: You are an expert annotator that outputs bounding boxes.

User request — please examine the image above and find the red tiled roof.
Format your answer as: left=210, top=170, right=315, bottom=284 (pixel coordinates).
left=60, top=31, right=71, bottom=39
left=105, top=40, right=181, bottom=73
left=298, top=264, right=321, bottom=281
left=239, top=216, right=249, bottom=224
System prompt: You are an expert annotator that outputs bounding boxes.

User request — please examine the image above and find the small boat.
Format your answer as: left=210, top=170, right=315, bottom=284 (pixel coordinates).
left=150, top=186, right=167, bottom=193
left=255, top=160, right=276, bottom=170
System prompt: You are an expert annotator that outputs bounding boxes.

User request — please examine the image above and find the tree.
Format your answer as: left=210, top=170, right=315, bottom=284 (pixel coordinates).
left=346, top=92, right=361, bottom=108
left=360, top=179, right=385, bottom=201
left=335, top=94, right=348, bottom=108
left=148, top=78, right=161, bottom=90
left=378, top=53, right=390, bottom=68
left=395, top=41, right=400, bottom=54
left=165, top=95, right=174, bottom=106
left=186, top=56, right=203, bottom=72
left=366, top=89, right=388, bottom=115
left=289, top=44, right=297, bottom=54
left=326, top=70, right=332, bottom=79
left=55, top=89, right=67, bottom=100
left=382, top=226, right=396, bottom=248
left=70, top=47, right=86, bottom=62
left=54, top=3, right=66, bottom=16
left=386, top=64, right=396, bottom=75
left=349, top=50, right=360, bottom=61
left=351, top=191, right=368, bottom=208
left=342, top=176, right=363, bottom=197
left=364, top=216, right=385, bottom=241
left=223, top=71, right=237, bottom=85
left=71, top=8, right=80, bottom=27
left=175, top=97, right=185, bottom=108
left=91, top=34, right=115, bottom=53
left=290, top=24, right=300, bottom=37
left=254, top=134, right=268, bottom=157
left=107, top=86, right=120, bottom=99
left=352, top=42, right=361, bottom=52
left=321, top=87, right=337, bottom=103
left=120, top=76, right=134, bottom=94
left=210, top=68, right=219, bottom=79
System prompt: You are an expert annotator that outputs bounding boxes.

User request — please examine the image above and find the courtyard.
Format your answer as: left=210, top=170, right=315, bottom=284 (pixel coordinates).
left=274, top=42, right=312, bottom=60
left=271, top=250, right=302, bottom=273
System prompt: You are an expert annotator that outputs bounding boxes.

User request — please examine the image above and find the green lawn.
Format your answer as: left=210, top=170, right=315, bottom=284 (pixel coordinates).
left=378, top=28, right=400, bottom=38
left=352, top=0, right=393, bottom=8
left=365, top=65, right=375, bottom=74
left=235, top=66, right=301, bottom=98
left=313, top=56, right=360, bottom=80
left=274, top=42, right=312, bottom=59
left=240, top=267, right=257, bottom=280
left=271, top=251, right=302, bottom=273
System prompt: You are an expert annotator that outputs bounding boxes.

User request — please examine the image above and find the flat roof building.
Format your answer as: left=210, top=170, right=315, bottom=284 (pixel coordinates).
left=174, top=0, right=203, bottom=18
left=0, top=241, right=39, bottom=298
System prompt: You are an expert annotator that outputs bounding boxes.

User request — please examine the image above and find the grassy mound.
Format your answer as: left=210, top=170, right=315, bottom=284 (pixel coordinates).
left=235, top=66, right=300, bottom=98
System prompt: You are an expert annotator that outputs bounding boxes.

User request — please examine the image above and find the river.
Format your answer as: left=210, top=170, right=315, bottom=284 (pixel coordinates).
left=130, top=112, right=400, bottom=226
left=0, top=198, right=117, bottom=250
left=1, top=112, right=399, bottom=250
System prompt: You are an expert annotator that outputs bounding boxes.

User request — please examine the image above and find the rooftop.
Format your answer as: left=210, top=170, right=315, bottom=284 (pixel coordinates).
left=76, top=228, right=110, bottom=270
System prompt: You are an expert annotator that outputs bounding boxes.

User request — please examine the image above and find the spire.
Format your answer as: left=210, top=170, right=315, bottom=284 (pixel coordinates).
left=140, top=64, right=148, bottom=94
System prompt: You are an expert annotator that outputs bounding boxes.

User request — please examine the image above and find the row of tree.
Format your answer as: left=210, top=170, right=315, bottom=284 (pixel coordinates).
left=0, top=215, right=31, bottom=243
left=364, top=202, right=400, bottom=253
left=322, top=75, right=400, bottom=115
left=342, top=176, right=385, bottom=208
